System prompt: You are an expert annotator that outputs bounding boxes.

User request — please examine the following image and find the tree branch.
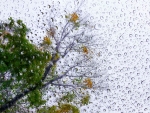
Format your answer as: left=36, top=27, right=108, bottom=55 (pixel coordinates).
left=51, top=83, right=76, bottom=88
left=41, top=53, right=60, bottom=81
left=0, top=85, right=37, bottom=112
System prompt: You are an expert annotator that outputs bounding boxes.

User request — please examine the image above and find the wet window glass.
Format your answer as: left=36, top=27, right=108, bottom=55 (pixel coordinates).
left=0, top=0, right=149, bottom=112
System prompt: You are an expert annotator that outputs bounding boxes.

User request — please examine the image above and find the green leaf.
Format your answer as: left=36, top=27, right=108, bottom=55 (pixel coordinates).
left=81, top=95, right=90, bottom=105
left=60, top=92, right=76, bottom=103
left=28, top=89, right=46, bottom=107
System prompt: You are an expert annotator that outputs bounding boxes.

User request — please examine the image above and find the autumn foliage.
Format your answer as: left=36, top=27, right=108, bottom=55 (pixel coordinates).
left=84, top=78, right=93, bottom=88
left=70, top=13, right=79, bottom=23
left=82, top=46, right=88, bottom=54
left=43, top=36, right=52, bottom=45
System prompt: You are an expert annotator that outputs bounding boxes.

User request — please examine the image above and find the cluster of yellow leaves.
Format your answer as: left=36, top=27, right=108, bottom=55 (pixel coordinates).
left=70, top=13, right=79, bottom=23
left=82, top=46, right=88, bottom=54
left=84, top=78, right=93, bottom=88
left=43, top=36, right=52, bottom=45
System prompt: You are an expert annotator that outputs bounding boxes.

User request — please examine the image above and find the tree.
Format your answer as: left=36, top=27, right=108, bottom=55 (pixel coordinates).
left=0, top=5, right=105, bottom=113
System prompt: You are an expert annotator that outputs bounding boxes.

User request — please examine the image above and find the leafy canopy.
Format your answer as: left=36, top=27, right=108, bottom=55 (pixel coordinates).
left=0, top=17, right=51, bottom=107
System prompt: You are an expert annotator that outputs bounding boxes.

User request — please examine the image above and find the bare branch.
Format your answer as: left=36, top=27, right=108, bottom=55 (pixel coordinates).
left=62, top=40, right=75, bottom=58
left=51, top=83, right=76, bottom=88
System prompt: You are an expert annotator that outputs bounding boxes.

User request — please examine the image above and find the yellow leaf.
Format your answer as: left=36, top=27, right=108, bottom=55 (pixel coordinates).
left=82, top=46, right=88, bottom=54
left=84, top=78, right=93, bottom=88
left=70, top=13, right=79, bottom=23
left=57, top=104, right=79, bottom=113
left=43, top=36, right=52, bottom=45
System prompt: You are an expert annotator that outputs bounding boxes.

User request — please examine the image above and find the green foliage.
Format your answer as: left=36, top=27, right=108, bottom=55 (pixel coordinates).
left=37, top=91, right=89, bottom=113
left=28, top=89, right=46, bottom=107
left=81, top=95, right=90, bottom=105
left=47, top=105, right=57, bottom=113
left=0, top=18, right=51, bottom=107
left=60, top=92, right=76, bottom=103
left=58, top=103, right=80, bottom=113
left=37, top=106, right=57, bottom=113
left=73, top=77, right=83, bottom=84
left=0, top=18, right=51, bottom=83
